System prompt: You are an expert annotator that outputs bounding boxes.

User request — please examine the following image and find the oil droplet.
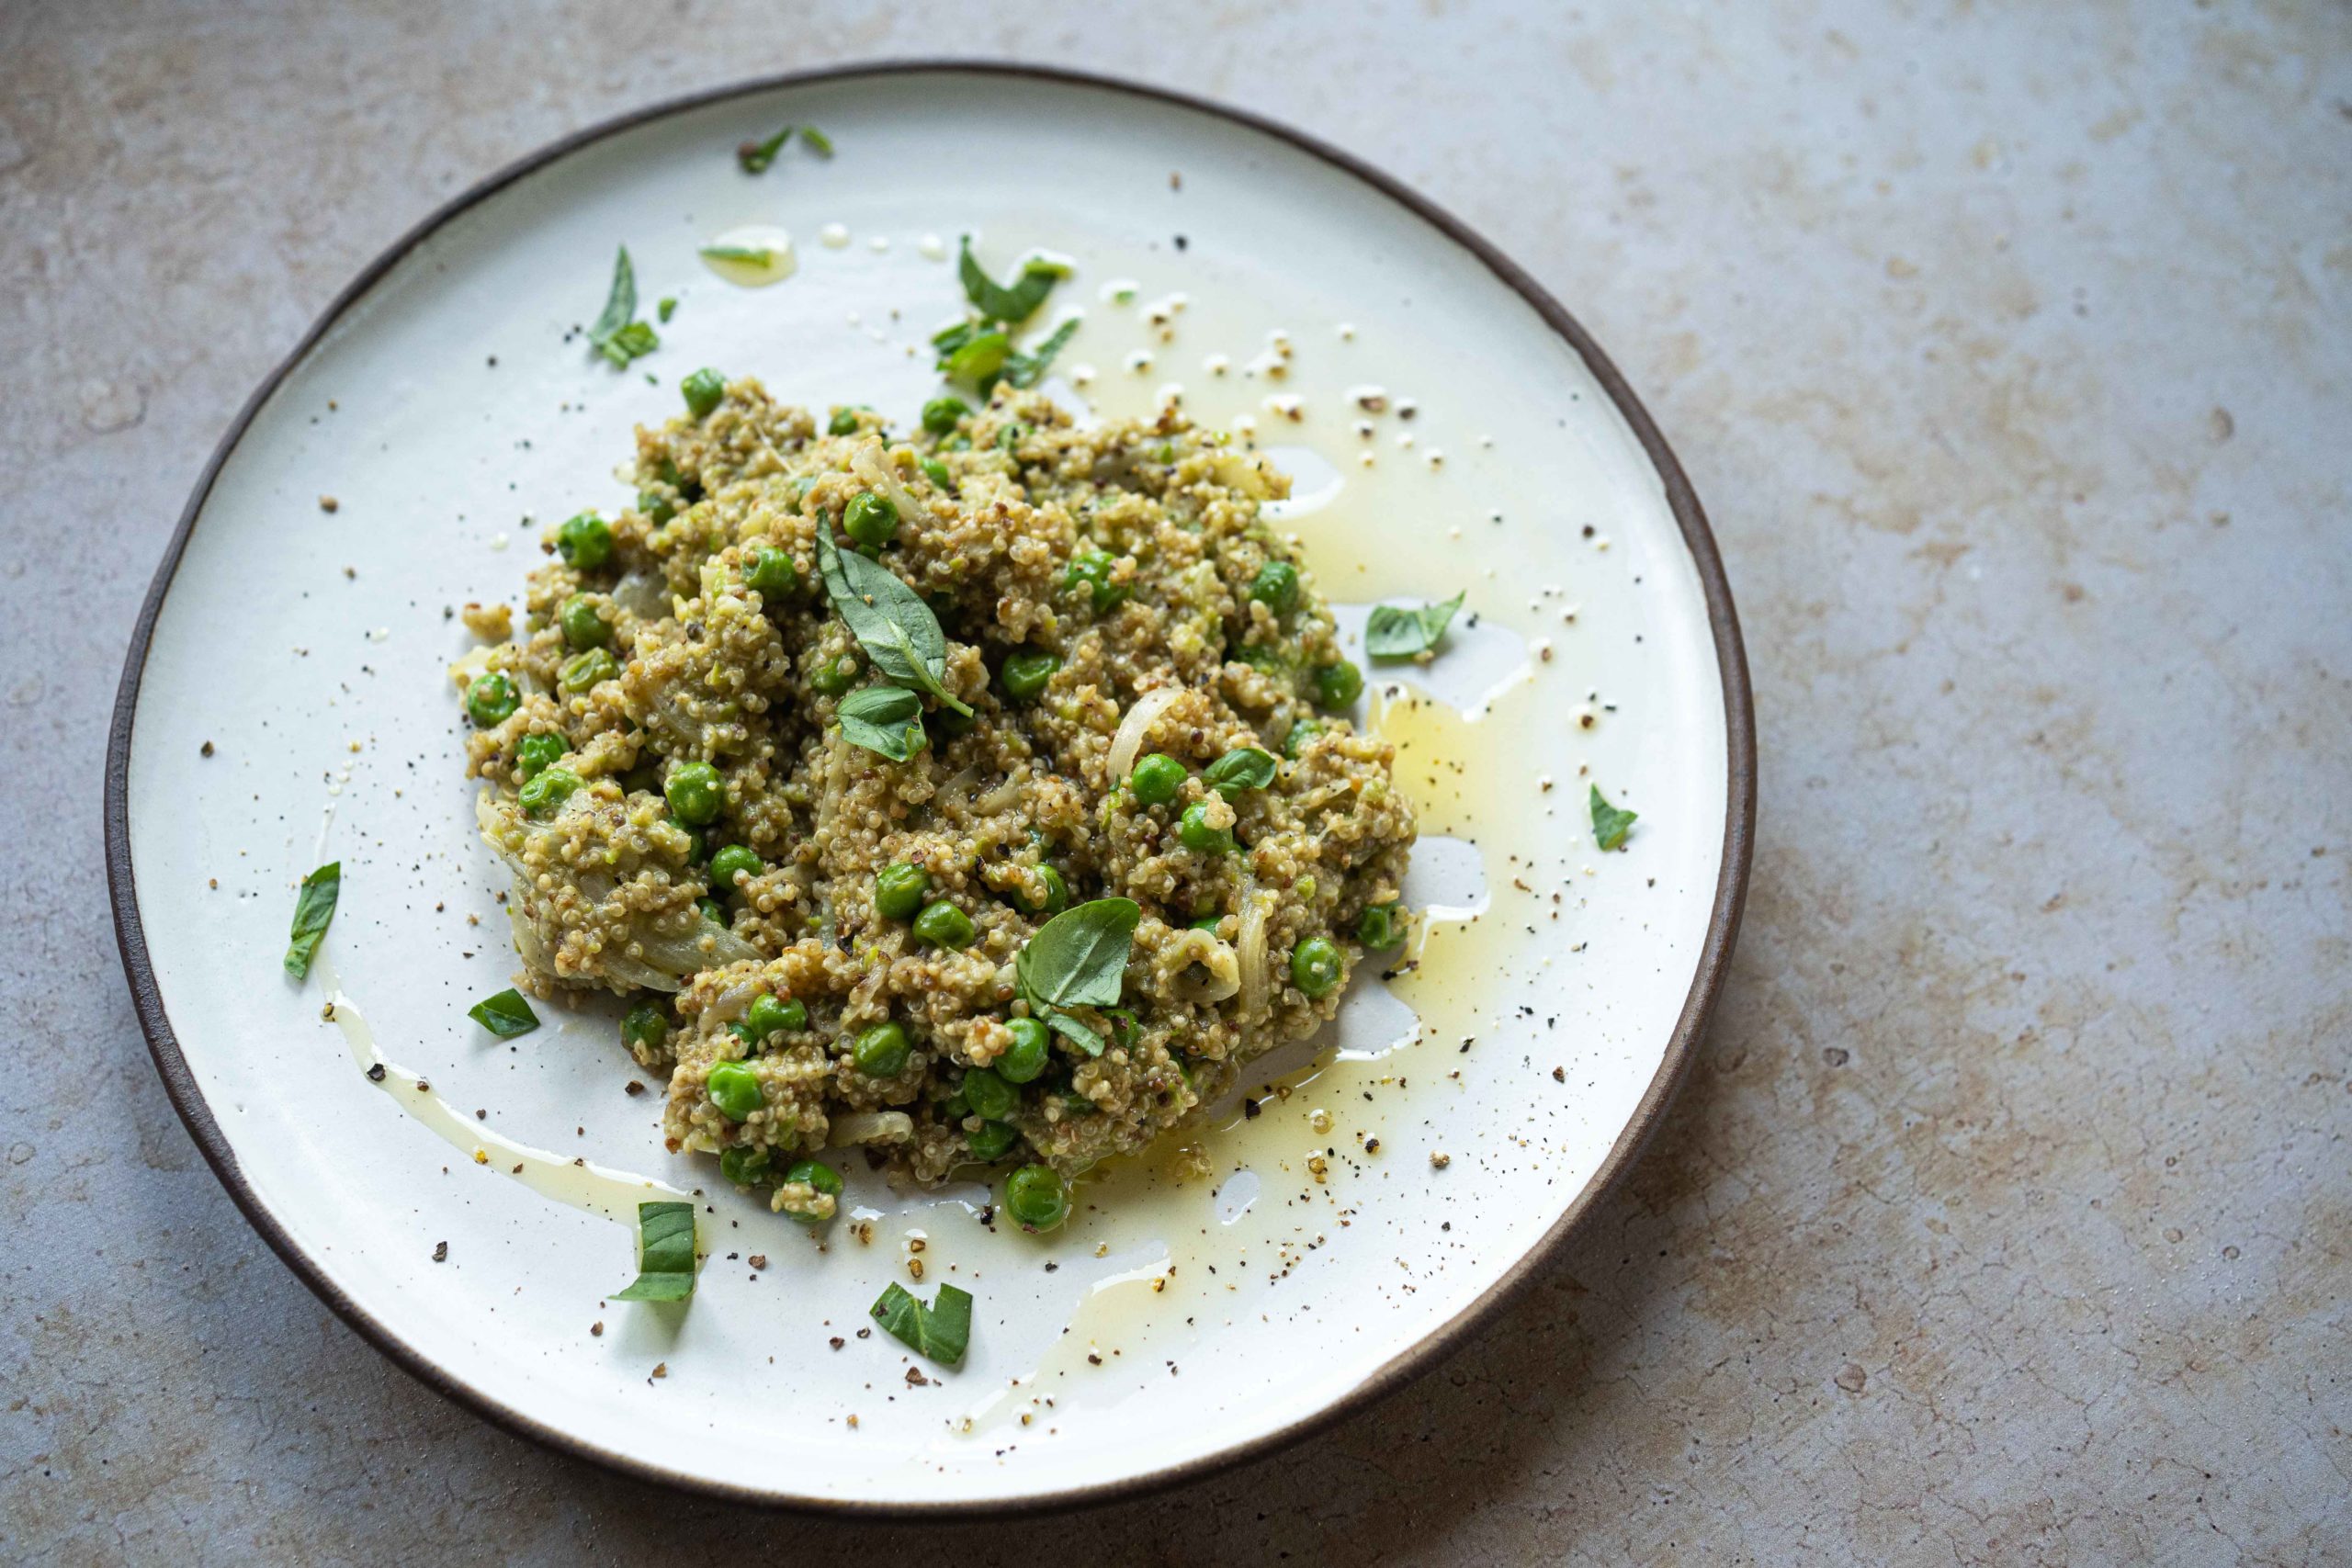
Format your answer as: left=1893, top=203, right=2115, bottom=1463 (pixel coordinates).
left=698, top=225, right=797, bottom=288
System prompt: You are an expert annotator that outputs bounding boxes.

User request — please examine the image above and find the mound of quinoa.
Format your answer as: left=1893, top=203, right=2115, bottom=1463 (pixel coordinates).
left=454, top=378, right=1414, bottom=1204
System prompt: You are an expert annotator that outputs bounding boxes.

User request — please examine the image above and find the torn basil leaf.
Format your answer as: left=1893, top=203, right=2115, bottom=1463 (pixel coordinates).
left=837, top=684, right=926, bottom=761
left=942, top=329, right=1010, bottom=388
left=1019, top=898, right=1140, bottom=1010
left=1203, top=746, right=1277, bottom=798
left=797, top=125, right=833, bottom=157
left=1037, top=1004, right=1106, bottom=1059
left=1590, top=785, right=1638, bottom=852
left=282, top=861, right=340, bottom=981
left=870, top=1280, right=971, bottom=1365
left=469, top=987, right=540, bottom=1038
left=816, top=534, right=972, bottom=715
left=612, top=1201, right=696, bottom=1302
left=737, top=124, right=792, bottom=173
left=1365, top=592, right=1466, bottom=661
left=956, top=235, right=1062, bottom=324
left=1001, top=317, right=1080, bottom=390
left=587, top=247, right=658, bottom=368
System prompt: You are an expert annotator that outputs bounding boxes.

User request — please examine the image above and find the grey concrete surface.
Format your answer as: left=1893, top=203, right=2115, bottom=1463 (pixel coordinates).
left=4, top=1, right=2347, bottom=1562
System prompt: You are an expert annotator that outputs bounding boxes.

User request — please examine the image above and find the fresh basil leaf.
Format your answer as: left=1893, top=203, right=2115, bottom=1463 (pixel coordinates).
left=283, top=861, right=340, bottom=980
left=870, top=1280, right=971, bottom=1365
left=1037, top=1003, right=1106, bottom=1059
left=1365, top=592, right=1466, bottom=661
left=1203, top=746, right=1277, bottom=798
left=469, top=987, right=540, bottom=1038
left=1001, top=316, right=1081, bottom=389
left=798, top=125, right=834, bottom=157
left=931, top=321, right=978, bottom=354
left=1020, top=897, right=1140, bottom=1010
left=589, top=247, right=636, bottom=348
left=697, top=244, right=775, bottom=265
left=738, top=124, right=792, bottom=173
left=657, top=296, right=676, bottom=323
left=956, top=235, right=1062, bottom=324
left=1590, top=785, right=1638, bottom=852
left=612, top=1201, right=697, bottom=1302
left=943, top=329, right=1010, bottom=387
left=816, top=534, right=972, bottom=715
left=837, top=684, right=926, bottom=761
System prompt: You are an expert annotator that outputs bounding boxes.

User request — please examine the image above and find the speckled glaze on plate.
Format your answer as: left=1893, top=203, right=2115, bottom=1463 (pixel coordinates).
left=107, top=62, right=1753, bottom=1513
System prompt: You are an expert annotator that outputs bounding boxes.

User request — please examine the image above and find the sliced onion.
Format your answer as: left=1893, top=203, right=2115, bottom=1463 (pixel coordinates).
left=852, top=441, right=925, bottom=524
left=612, top=570, right=671, bottom=622
left=1168, top=928, right=1240, bottom=1003
left=1236, top=883, right=1271, bottom=1024
left=830, top=1111, right=914, bottom=1146
left=1108, top=685, right=1186, bottom=782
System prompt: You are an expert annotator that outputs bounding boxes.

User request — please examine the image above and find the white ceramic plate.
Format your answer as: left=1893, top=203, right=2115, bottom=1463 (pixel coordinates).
left=109, top=64, right=1752, bottom=1513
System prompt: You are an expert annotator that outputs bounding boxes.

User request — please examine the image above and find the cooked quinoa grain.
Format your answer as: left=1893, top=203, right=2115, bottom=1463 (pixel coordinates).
left=455, top=378, right=1414, bottom=1195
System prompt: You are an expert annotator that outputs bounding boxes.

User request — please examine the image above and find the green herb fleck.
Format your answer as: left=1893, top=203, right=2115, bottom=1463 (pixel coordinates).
left=657, top=296, right=676, bottom=323
left=468, top=987, right=540, bottom=1039
left=956, top=235, right=1063, bottom=324
left=698, top=244, right=775, bottom=265
left=870, top=1280, right=972, bottom=1365
left=1365, top=592, right=1466, bottom=660
left=737, top=124, right=793, bottom=174
left=1001, top=317, right=1080, bottom=390
left=798, top=125, right=834, bottom=157
left=1590, top=786, right=1638, bottom=852
left=612, top=1201, right=697, bottom=1302
left=283, top=862, right=340, bottom=981
left=836, top=684, right=926, bottom=761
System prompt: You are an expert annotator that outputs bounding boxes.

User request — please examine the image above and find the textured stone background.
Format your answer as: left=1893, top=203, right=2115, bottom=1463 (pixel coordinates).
left=4, top=2, right=2346, bottom=1562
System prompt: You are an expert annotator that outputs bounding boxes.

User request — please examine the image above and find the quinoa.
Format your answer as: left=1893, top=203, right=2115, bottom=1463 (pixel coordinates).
left=454, top=378, right=1415, bottom=1194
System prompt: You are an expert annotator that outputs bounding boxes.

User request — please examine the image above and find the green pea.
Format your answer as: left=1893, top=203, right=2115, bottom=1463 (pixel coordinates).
left=719, top=1145, right=770, bottom=1186
left=1000, top=650, right=1059, bottom=704
left=665, top=761, right=724, bottom=826
left=1249, top=559, right=1299, bottom=615
left=808, top=652, right=858, bottom=697
left=560, top=594, right=611, bottom=649
left=556, top=512, right=613, bottom=570
left=967, top=1121, right=1020, bottom=1162
left=465, top=671, right=518, bottom=728
left=1283, top=719, right=1321, bottom=757
left=515, top=731, right=566, bottom=780
left=842, top=491, right=899, bottom=549
left=999, top=1018, right=1050, bottom=1084
left=638, top=488, right=678, bottom=526
left=1233, top=641, right=1288, bottom=676
left=1290, top=935, right=1343, bottom=998
left=706, top=1059, right=764, bottom=1120
left=913, top=901, right=976, bottom=950
left=784, top=1158, right=843, bottom=1222
left=708, top=843, right=762, bottom=892
left=1009, top=864, right=1068, bottom=916
left=874, top=863, right=930, bottom=920
left=1179, top=802, right=1234, bottom=855
left=746, top=547, right=797, bottom=596
left=853, top=1021, right=911, bottom=1077
left=518, top=766, right=581, bottom=817
left=920, top=457, right=955, bottom=491
left=1313, top=660, right=1364, bottom=710
left=922, top=396, right=970, bottom=435
left=621, top=1001, right=668, bottom=1055
left=748, top=991, right=795, bottom=1043
left=943, top=434, right=972, bottom=453
left=1004, top=1164, right=1069, bottom=1231
left=559, top=647, right=617, bottom=693
left=961, top=1066, right=1018, bottom=1122
left=1357, top=903, right=1403, bottom=949
left=681, top=367, right=726, bottom=418
left=828, top=408, right=864, bottom=436
left=672, top=819, right=707, bottom=863
left=697, top=897, right=727, bottom=923
left=1129, top=752, right=1186, bottom=807
left=1062, top=548, right=1127, bottom=615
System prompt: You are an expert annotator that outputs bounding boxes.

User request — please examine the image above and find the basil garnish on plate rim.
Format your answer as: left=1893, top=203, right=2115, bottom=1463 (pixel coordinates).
left=1365, top=592, right=1466, bottom=661
left=871, top=1280, right=971, bottom=1365
left=283, top=861, right=340, bottom=981
left=612, top=1201, right=697, bottom=1302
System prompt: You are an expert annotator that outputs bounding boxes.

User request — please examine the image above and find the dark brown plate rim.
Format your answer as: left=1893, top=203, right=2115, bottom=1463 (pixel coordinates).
left=105, top=59, right=1756, bottom=1517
